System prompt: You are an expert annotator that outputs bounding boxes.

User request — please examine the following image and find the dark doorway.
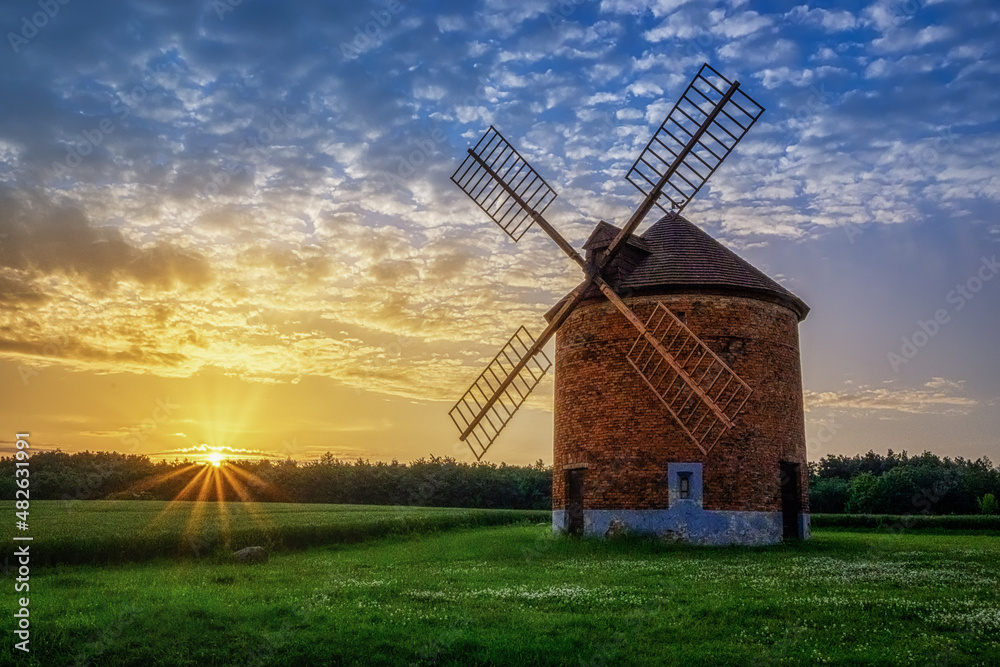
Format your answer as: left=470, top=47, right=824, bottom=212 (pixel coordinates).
left=566, top=469, right=585, bottom=536
left=779, top=462, right=802, bottom=539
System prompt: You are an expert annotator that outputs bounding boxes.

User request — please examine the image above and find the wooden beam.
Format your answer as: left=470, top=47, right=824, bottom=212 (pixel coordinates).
left=592, top=277, right=733, bottom=428
left=599, top=78, right=742, bottom=270
left=458, top=282, right=589, bottom=441
left=465, top=148, right=585, bottom=269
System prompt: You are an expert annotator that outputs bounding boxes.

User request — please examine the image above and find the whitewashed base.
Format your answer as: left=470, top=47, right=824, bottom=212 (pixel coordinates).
left=552, top=506, right=803, bottom=545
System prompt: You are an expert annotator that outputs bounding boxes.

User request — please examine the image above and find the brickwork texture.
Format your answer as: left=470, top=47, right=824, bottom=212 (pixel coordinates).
left=553, top=293, right=809, bottom=515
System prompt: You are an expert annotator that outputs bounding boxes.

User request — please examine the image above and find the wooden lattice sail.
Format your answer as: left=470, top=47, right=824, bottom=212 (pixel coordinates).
left=447, top=63, right=763, bottom=460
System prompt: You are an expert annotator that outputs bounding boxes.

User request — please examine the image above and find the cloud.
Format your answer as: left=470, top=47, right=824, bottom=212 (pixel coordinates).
left=756, top=66, right=817, bottom=89
left=0, top=189, right=213, bottom=290
left=157, top=443, right=284, bottom=461
left=804, top=378, right=977, bottom=416
left=642, top=9, right=704, bottom=41
left=600, top=0, right=693, bottom=18
left=0, top=273, right=49, bottom=307
left=872, top=25, right=955, bottom=53
left=786, top=6, right=858, bottom=32
left=862, top=0, right=909, bottom=33
left=0, top=0, right=997, bottom=420
left=716, top=10, right=772, bottom=39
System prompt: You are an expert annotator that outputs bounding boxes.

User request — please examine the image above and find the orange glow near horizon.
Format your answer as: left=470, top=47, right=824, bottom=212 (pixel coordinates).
left=136, top=459, right=278, bottom=552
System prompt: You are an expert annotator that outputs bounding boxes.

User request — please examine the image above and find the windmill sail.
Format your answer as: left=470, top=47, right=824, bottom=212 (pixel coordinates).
left=451, top=126, right=558, bottom=242
left=447, top=64, right=763, bottom=461
left=449, top=326, right=552, bottom=460
left=625, top=63, right=764, bottom=216
left=626, top=302, right=752, bottom=454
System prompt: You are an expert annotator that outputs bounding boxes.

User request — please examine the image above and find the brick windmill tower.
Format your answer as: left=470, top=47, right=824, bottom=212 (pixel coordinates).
left=447, top=65, right=810, bottom=545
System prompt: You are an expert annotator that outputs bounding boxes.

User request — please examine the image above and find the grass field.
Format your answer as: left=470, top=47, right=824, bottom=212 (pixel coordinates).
left=0, top=500, right=548, bottom=566
left=812, top=513, right=1000, bottom=531
left=3, top=504, right=999, bottom=666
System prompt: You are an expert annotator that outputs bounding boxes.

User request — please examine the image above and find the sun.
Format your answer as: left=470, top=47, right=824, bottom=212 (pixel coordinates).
left=206, top=451, right=225, bottom=467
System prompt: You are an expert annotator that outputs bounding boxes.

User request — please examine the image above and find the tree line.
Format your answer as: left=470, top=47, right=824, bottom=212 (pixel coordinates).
left=0, top=450, right=551, bottom=510
left=3, top=448, right=997, bottom=515
left=809, top=450, right=999, bottom=515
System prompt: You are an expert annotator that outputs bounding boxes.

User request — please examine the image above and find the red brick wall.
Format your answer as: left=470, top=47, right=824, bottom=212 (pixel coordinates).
left=553, top=293, right=809, bottom=514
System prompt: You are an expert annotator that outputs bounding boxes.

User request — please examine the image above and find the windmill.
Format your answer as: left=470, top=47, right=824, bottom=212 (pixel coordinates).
left=448, top=64, right=764, bottom=463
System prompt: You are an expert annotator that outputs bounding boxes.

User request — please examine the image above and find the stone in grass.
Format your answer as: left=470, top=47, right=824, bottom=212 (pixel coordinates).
left=233, top=546, right=268, bottom=564
left=605, top=518, right=628, bottom=539
left=659, top=527, right=690, bottom=544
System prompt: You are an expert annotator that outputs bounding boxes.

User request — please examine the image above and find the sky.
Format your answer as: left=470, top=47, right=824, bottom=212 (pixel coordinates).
left=0, top=0, right=998, bottom=467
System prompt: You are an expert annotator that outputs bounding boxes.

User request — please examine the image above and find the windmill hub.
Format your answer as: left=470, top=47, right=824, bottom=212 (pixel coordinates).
left=446, top=64, right=812, bottom=545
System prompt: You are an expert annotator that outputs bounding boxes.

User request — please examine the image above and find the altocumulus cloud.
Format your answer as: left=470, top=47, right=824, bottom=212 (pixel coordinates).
left=0, top=0, right=996, bottom=422
left=0, top=188, right=213, bottom=291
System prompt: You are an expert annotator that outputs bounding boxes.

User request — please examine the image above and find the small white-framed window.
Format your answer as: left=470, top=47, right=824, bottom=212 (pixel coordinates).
left=668, top=462, right=703, bottom=506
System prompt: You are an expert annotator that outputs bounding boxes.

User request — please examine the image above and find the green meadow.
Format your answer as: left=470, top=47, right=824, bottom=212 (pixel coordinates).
left=2, top=502, right=999, bottom=666
left=2, top=500, right=546, bottom=566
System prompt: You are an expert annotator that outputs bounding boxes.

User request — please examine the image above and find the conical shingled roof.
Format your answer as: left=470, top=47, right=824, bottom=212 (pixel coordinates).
left=614, top=213, right=809, bottom=320
left=563, top=213, right=808, bottom=322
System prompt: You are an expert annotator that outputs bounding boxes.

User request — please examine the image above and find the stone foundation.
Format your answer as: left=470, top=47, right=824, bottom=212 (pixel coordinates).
left=552, top=507, right=784, bottom=545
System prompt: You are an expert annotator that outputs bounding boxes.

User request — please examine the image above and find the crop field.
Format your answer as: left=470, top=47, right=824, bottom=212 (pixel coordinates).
left=0, top=500, right=547, bottom=566
left=3, top=503, right=998, bottom=666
